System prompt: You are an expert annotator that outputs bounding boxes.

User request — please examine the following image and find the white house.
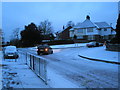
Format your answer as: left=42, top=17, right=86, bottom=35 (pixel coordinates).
left=70, top=15, right=115, bottom=41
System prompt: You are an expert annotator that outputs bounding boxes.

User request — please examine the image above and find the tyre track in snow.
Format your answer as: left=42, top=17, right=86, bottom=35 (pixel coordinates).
left=19, top=48, right=118, bottom=88
left=43, top=55, right=118, bottom=88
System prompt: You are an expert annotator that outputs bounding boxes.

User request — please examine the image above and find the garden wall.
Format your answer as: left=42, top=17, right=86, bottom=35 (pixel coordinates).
left=106, top=43, right=120, bottom=52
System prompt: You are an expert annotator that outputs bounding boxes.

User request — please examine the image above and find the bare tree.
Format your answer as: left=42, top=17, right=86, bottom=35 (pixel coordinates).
left=10, top=28, right=20, bottom=40
left=10, top=28, right=20, bottom=47
left=0, top=29, right=5, bottom=44
left=14, top=28, right=20, bottom=39
left=38, top=20, right=53, bottom=35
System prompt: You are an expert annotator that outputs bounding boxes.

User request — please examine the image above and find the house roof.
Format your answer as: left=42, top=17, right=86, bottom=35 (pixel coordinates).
left=95, top=22, right=111, bottom=28
left=69, top=28, right=74, bottom=31
left=53, top=33, right=56, bottom=37
left=69, top=16, right=112, bottom=31
left=74, top=19, right=96, bottom=29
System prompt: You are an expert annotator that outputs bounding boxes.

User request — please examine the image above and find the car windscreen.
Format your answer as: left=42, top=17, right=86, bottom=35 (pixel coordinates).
left=89, top=42, right=94, bottom=44
left=38, top=46, right=49, bottom=48
left=5, top=46, right=17, bottom=52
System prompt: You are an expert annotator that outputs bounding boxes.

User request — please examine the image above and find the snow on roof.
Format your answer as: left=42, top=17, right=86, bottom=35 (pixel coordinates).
left=94, top=22, right=111, bottom=28
left=111, top=30, right=116, bottom=35
left=76, top=22, right=81, bottom=26
left=74, top=19, right=96, bottom=29
left=56, top=30, right=63, bottom=34
left=53, top=33, right=56, bottom=37
left=69, top=28, right=74, bottom=31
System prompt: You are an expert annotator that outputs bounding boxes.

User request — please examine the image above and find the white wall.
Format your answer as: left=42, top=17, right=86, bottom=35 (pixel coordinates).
left=75, top=28, right=85, bottom=36
left=69, top=27, right=112, bottom=39
left=69, top=30, right=74, bottom=37
left=86, top=28, right=98, bottom=35
left=99, top=28, right=111, bottom=36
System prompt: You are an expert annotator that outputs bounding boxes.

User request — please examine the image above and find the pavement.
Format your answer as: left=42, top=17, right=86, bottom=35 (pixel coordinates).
left=78, top=46, right=120, bottom=65
left=1, top=52, right=49, bottom=89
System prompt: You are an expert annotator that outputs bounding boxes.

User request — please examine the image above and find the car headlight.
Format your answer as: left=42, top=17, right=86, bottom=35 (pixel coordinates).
left=45, top=48, right=48, bottom=52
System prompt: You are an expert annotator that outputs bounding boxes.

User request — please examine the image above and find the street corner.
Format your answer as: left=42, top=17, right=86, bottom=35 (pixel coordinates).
left=78, top=46, right=119, bottom=65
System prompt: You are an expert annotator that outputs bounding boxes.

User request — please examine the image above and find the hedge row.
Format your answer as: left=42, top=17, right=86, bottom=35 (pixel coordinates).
left=42, top=40, right=74, bottom=45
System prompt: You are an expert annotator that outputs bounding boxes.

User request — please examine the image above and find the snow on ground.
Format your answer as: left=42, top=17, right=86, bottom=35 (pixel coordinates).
left=19, top=50, right=81, bottom=88
left=47, top=68, right=80, bottom=88
left=29, top=43, right=119, bottom=63
left=29, top=43, right=88, bottom=51
left=1, top=50, right=83, bottom=88
left=42, top=47, right=118, bottom=88
left=2, top=53, right=49, bottom=89
left=50, top=43, right=88, bottom=49
left=19, top=47, right=119, bottom=88
left=79, top=46, right=119, bottom=63
left=2, top=43, right=118, bottom=88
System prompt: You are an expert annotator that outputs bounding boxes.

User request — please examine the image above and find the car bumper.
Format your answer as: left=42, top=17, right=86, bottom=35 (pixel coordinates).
left=4, top=54, right=19, bottom=59
left=37, top=51, right=49, bottom=54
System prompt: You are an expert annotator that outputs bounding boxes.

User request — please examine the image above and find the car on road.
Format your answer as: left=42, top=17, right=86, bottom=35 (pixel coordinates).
left=86, top=42, right=103, bottom=48
left=4, top=46, right=19, bottom=59
left=37, top=44, right=53, bottom=55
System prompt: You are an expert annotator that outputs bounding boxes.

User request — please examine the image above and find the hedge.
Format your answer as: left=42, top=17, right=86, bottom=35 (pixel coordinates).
left=41, top=40, right=74, bottom=45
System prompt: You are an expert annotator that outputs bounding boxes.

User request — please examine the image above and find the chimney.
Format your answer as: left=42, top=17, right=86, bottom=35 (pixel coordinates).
left=86, top=15, right=90, bottom=20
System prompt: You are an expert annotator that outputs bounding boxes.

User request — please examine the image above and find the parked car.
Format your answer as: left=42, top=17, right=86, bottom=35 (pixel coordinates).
left=86, top=42, right=103, bottom=48
left=99, top=43, right=104, bottom=46
left=37, top=44, right=53, bottom=55
left=4, top=46, right=19, bottom=59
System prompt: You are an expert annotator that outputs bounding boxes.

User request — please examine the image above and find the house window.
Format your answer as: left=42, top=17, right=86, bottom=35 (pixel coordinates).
left=78, top=29, right=83, bottom=33
left=88, top=35, right=94, bottom=40
left=71, top=31, right=74, bottom=34
left=104, top=35, right=108, bottom=39
left=104, top=28, right=107, bottom=31
left=87, top=28, right=93, bottom=32
left=77, top=36, right=83, bottom=39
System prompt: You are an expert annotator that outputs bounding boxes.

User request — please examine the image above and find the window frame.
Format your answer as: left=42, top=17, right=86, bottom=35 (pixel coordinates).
left=87, top=28, right=93, bottom=32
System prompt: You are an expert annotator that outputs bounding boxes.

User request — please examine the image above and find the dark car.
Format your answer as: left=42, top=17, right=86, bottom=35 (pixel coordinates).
left=37, top=44, right=53, bottom=55
left=4, top=46, right=19, bottom=59
left=86, top=42, right=103, bottom=48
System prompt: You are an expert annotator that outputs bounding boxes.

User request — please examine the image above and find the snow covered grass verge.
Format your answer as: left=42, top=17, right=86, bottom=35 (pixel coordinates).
left=79, top=46, right=119, bottom=63
left=28, top=43, right=88, bottom=52
left=50, top=43, right=88, bottom=49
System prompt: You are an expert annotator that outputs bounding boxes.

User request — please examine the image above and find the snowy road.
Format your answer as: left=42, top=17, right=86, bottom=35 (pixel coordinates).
left=19, top=47, right=119, bottom=88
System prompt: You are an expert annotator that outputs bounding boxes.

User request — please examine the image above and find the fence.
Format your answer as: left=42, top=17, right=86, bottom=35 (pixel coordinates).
left=18, top=50, right=47, bottom=84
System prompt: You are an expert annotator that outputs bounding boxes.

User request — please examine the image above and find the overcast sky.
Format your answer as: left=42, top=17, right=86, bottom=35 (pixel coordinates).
left=2, top=2, right=118, bottom=41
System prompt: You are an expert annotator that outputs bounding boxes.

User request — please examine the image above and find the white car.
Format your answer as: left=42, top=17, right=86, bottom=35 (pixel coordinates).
left=86, top=42, right=103, bottom=48
left=4, top=46, right=19, bottom=59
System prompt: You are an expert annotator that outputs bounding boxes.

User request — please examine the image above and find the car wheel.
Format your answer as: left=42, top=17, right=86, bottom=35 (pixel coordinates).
left=37, top=52, right=40, bottom=55
left=4, top=56, right=6, bottom=59
left=51, top=51, right=53, bottom=54
left=17, top=55, right=19, bottom=58
left=44, top=53, right=48, bottom=55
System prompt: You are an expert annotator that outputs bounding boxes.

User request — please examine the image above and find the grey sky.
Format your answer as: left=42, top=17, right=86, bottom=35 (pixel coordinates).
left=2, top=2, right=118, bottom=41
left=0, top=2, right=2, bottom=29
